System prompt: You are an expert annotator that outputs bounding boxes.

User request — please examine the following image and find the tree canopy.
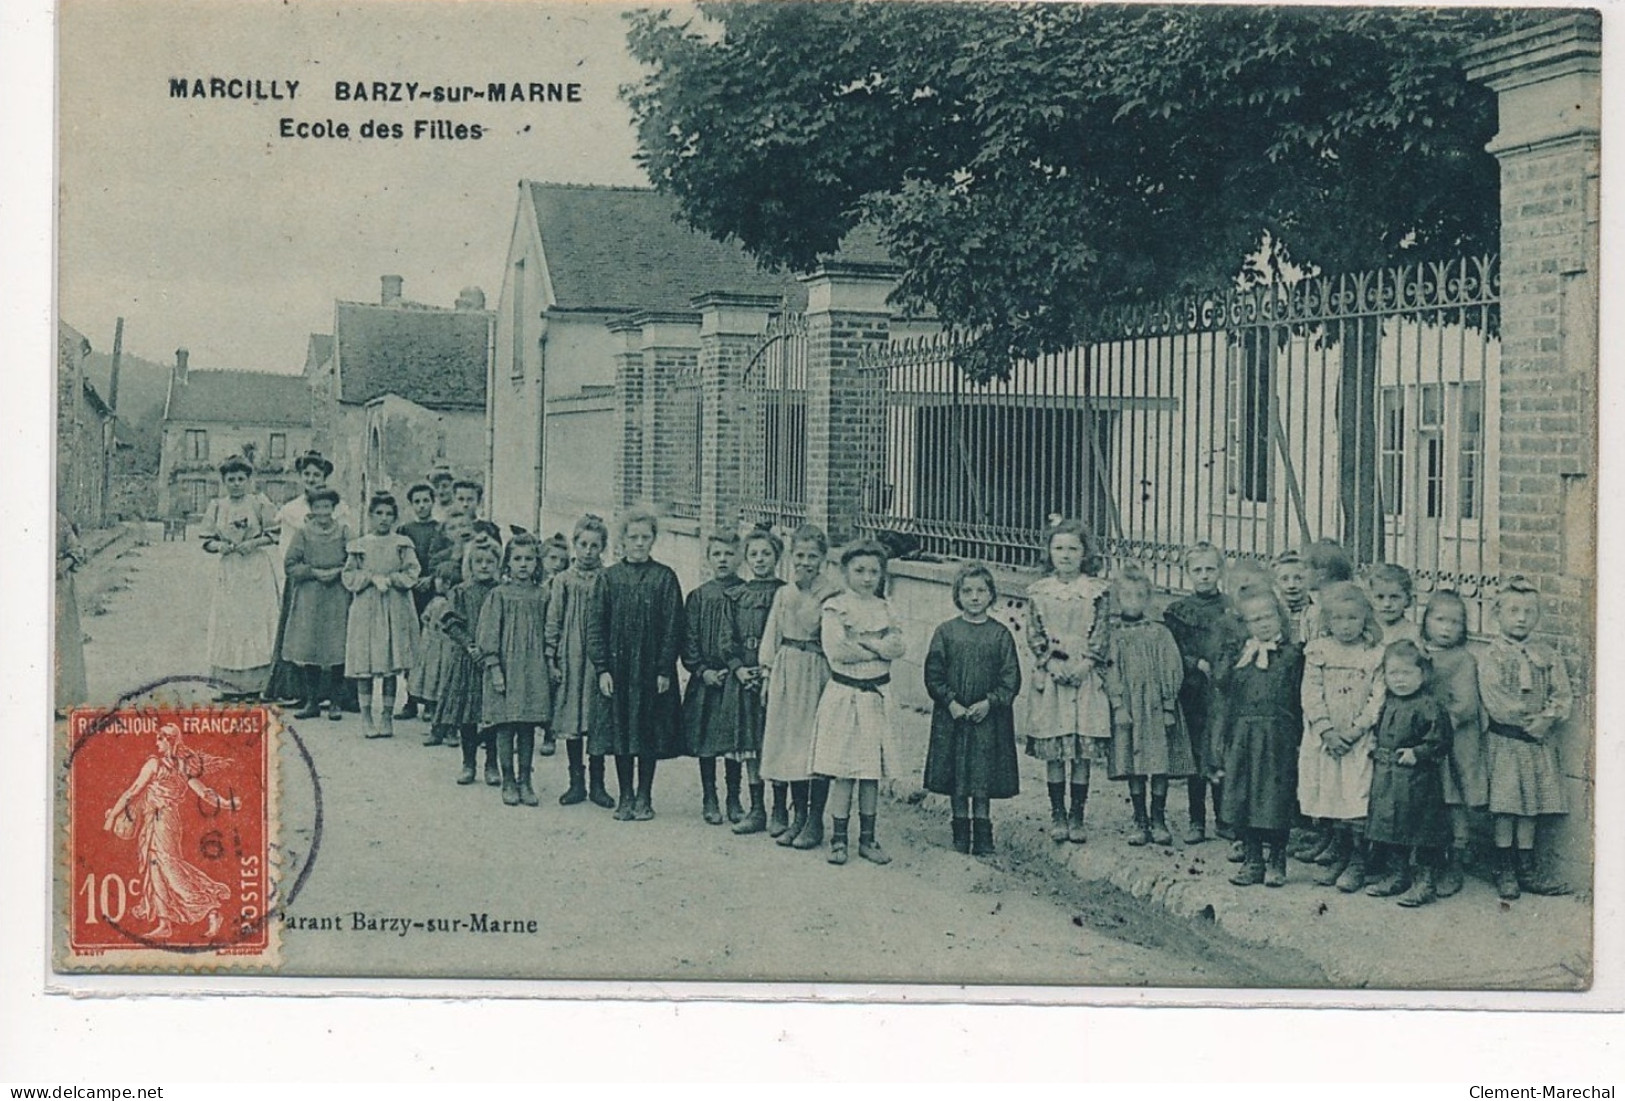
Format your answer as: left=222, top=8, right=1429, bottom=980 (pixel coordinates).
left=624, top=2, right=1534, bottom=379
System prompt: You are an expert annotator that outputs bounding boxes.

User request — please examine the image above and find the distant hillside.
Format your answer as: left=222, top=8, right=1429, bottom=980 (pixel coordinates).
left=80, top=345, right=171, bottom=471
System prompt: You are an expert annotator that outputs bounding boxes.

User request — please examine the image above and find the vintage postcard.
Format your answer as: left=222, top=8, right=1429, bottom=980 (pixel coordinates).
left=50, top=0, right=1602, bottom=996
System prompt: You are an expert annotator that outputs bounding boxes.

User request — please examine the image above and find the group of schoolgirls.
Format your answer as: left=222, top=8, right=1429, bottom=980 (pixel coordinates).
left=291, top=485, right=1576, bottom=897
left=1179, top=540, right=1574, bottom=906
left=274, top=465, right=483, bottom=731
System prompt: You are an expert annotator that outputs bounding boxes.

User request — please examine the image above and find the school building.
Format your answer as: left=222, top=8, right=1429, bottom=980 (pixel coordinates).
left=481, top=17, right=1597, bottom=887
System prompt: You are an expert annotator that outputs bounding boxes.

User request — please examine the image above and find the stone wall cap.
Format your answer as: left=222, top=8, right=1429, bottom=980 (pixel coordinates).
left=1462, top=10, right=1601, bottom=87
left=624, top=308, right=702, bottom=328
left=800, top=261, right=905, bottom=283
left=688, top=291, right=786, bottom=311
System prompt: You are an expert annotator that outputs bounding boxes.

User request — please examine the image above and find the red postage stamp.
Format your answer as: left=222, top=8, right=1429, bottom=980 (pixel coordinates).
left=60, top=706, right=280, bottom=969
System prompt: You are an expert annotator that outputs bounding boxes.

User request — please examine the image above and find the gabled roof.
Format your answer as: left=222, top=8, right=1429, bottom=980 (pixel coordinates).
left=304, top=333, right=334, bottom=375
left=526, top=182, right=816, bottom=314
left=164, top=370, right=314, bottom=427
left=333, top=303, right=490, bottom=410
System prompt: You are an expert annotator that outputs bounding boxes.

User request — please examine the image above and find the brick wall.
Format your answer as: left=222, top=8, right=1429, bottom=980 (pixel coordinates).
left=804, top=266, right=897, bottom=545
left=1466, top=12, right=1600, bottom=888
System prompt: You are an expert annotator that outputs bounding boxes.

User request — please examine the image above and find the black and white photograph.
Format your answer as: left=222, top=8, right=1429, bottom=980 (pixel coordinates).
left=42, top=0, right=1602, bottom=997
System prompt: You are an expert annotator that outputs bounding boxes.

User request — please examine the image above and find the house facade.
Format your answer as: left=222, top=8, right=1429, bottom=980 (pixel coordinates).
left=158, top=350, right=317, bottom=517
left=56, top=322, right=115, bottom=529
left=311, top=278, right=493, bottom=513
left=489, top=182, right=807, bottom=538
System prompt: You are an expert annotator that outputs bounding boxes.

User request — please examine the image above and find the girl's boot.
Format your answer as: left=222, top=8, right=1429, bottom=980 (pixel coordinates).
left=587, top=754, right=616, bottom=809
left=732, top=782, right=767, bottom=834
left=1435, top=846, right=1466, bottom=899
left=1228, top=834, right=1265, bottom=886
left=632, top=757, right=657, bottom=821
left=293, top=667, right=322, bottom=720
left=456, top=728, right=478, bottom=785
left=377, top=687, right=396, bottom=739
left=777, top=781, right=809, bottom=847
left=1494, top=848, right=1521, bottom=900
left=1313, top=830, right=1350, bottom=887
left=827, top=816, right=850, bottom=865
left=767, top=783, right=790, bottom=837
left=858, top=813, right=891, bottom=865
left=423, top=721, right=447, bottom=748
left=1067, top=783, right=1088, bottom=844
left=1397, top=859, right=1437, bottom=907
left=1264, top=836, right=1289, bottom=887
left=1046, top=782, right=1069, bottom=842
left=483, top=736, right=501, bottom=786
left=1365, top=845, right=1411, bottom=897
left=612, top=756, right=636, bottom=821
left=1127, top=787, right=1151, bottom=847
left=792, top=778, right=828, bottom=850
left=970, top=818, right=995, bottom=857
left=699, top=758, right=722, bottom=825
left=1335, top=832, right=1370, bottom=893
left=950, top=817, right=971, bottom=854
left=360, top=695, right=378, bottom=739
left=724, top=760, right=745, bottom=824
left=1515, top=849, right=1571, bottom=896
left=1185, top=777, right=1208, bottom=845
left=516, top=727, right=539, bottom=806
left=1148, top=788, right=1172, bottom=846
left=497, top=728, right=520, bottom=806
left=558, top=739, right=587, bottom=806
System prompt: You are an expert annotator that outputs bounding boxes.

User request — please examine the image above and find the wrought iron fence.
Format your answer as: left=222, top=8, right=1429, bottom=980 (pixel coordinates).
left=738, top=311, right=809, bottom=529
left=664, top=359, right=703, bottom=520
left=852, top=256, right=1502, bottom=630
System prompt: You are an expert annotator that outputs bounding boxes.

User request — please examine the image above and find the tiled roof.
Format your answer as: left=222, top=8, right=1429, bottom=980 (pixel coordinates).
left=304, top=333, right=334, bottom=374
left=334, top=303, right=490, bottom=410
left=527, top=182, right=822, bottom=313
left=164, top=370, right=314, bottom=427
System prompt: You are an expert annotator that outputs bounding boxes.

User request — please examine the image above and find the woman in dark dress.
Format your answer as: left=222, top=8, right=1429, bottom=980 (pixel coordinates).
left=281, top=488, right=352, bottom=720
left=586, top=507, right=685, bottom=821
left=1215, top=590, right=1305, bottom=888
left=922, top=563, right=1022, bottom=856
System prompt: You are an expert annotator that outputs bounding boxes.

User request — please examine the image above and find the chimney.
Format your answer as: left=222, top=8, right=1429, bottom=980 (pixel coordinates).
left=455, top=286, right=487, bottom=311
left=174, top=347, right=189, bottom=385
left=381, top=275, right=403, bottom=306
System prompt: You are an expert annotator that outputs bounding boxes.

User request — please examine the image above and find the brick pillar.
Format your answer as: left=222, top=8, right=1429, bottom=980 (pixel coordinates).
left=694, top=292, right=779, bottom=534
left=608, top=317, right=646, bottom=511
left=803, top=263, right=898, bottom=546
left=636, top=311, right=702, bottom=515
left=1464, top=12, right=1599, bottom=887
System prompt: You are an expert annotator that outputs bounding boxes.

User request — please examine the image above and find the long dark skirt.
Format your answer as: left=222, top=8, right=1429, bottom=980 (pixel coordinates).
left=923, top=707, right=1020, bottom=799
left=267, top=585, right=358, bottom=709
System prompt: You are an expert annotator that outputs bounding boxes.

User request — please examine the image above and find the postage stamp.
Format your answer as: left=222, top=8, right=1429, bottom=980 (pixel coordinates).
left=59, top=705, right=280, bottom=970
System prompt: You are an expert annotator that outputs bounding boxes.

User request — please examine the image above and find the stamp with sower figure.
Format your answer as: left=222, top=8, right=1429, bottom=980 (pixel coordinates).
left=61, top=706, right=280, bottom=969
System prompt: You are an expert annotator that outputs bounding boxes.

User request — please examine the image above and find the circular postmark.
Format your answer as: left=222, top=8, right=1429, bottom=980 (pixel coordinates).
left=62, top=674, right=323, bottom=959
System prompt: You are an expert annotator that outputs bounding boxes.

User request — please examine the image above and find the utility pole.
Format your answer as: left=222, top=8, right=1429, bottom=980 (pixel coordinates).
left=101, top=317, right=123, bottom=525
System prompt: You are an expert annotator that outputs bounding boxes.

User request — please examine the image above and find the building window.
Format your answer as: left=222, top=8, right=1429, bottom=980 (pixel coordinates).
left=511, top=258, right=526, bottom=379
left=1457, top=383, right=1484, bottom=521
left=184, top=479, right=212, bottom=514
left=185, top=429, right=208, bottom=461
left=1380, top=387, right=1405, bottom=517
left=268, top=433, right=287, bottom=461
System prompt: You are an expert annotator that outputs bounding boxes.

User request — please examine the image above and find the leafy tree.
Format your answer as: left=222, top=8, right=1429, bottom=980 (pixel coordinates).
left=623, top=2, right=1536, bottom=557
